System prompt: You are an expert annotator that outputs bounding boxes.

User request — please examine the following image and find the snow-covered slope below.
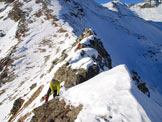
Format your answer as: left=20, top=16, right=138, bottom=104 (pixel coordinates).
left=63, top=65, right=162, bottom=122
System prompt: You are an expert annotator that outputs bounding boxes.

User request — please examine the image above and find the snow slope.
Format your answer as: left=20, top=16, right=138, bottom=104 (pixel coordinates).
left=130, top=3, right=162, bottom=22
left=0, top=0, right=162, bottom=121
left=63, top=65, right=162, bottom=122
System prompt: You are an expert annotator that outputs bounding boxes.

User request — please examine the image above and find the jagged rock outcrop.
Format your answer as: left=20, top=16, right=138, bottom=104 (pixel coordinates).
left=31, top=99, right=82, bottom=122
left=55, top=64, right=99, bottom=88
left=132, top=70, right=150, bottom=97
left=54, top=28, right=112, bottom=88
left=74, top=28, right=112, bottom=69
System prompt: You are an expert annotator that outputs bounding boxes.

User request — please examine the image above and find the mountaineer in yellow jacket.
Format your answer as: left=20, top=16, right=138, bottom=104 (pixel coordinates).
left=45, top=79, right=60, bottom=102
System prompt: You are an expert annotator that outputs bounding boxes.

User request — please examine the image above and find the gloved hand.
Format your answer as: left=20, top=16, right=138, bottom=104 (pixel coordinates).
left=45, top=96, right=49, bottom=103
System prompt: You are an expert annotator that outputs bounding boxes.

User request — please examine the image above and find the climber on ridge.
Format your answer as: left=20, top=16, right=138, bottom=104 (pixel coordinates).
left=45, top=78, right=60, bottom=103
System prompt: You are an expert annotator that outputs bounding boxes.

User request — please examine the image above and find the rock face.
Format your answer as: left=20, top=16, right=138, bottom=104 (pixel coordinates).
left=55, top=64, right=99, bottom=88
left=132, top=70, right=150, bottom=97
left=8, top=1, right=25, bottom=22
left=10, top=98, right=24, bottom=116
left=54, top=28, right=112, bottom=88
left=31, top=99, right=82, bottom=122
left=0, top=56, right=14, bottom=86
left=74, top=28, right=112, bottom=70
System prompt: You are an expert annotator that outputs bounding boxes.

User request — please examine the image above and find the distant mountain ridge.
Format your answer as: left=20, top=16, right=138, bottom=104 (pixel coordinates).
left=129, top=1, right=162, bottom=22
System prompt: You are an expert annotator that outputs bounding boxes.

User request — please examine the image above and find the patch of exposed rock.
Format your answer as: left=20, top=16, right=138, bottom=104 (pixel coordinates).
left=15, top=18, right=29, bottom=40
left=0, top=56, right=14, bottom=86
left=31, top=99, right=82, bottom=122
left=132, top=70, right=150, bottom=97
left=10, top=97, right=24, bottom=116
left=7, top=1, right=29, bottom=40
left=9, top=86, right=44, bottom=122
left=8, top=1, right=26, bottom=22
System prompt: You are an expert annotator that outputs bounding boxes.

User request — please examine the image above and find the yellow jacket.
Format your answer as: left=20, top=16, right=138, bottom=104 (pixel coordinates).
left=50, top=80, right=60, bottom=95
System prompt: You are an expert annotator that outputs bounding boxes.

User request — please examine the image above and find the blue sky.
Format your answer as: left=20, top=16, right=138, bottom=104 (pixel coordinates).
left=94, top=0, right=144, bottom=4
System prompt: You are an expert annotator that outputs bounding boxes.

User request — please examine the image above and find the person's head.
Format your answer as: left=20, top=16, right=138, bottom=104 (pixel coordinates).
left=52, top=79, right=56, bottom=84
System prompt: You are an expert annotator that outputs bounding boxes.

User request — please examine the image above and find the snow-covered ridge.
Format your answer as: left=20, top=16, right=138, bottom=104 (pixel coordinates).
left=62, top=65, right=162, bottom=122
